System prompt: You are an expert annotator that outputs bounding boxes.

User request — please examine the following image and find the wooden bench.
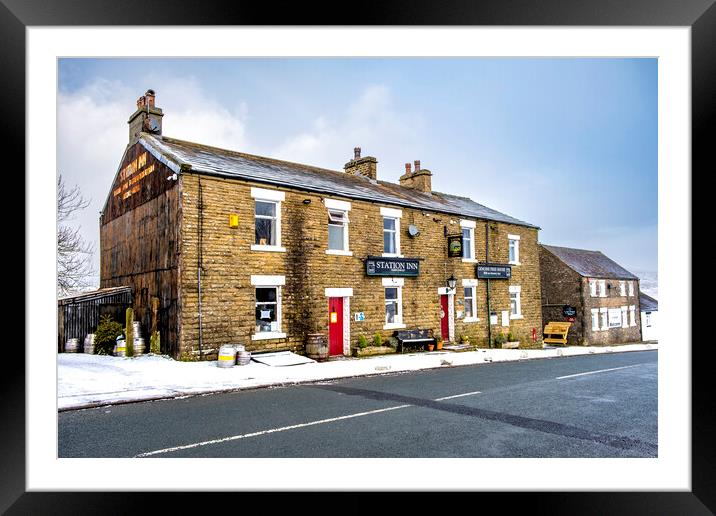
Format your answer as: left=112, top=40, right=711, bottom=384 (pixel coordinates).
left=394, top=329, right=437, bottom=353
left=543, top=322, right=572, bottom=346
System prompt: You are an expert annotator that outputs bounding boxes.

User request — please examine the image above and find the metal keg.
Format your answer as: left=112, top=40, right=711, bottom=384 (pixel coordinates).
left=236, top=347, right=251, bottom=366
left=217, top=344, right=236, bottom=368
left=84, top=334, right=95, bottom=354
left=64, top=338, right=79, bottom=353
left=114, top=339, right=127, bottom=357
left=133, top=337, right=146, bottom=356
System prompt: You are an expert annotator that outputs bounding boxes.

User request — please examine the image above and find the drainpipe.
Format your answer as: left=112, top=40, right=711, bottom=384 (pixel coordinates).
left=486, top=222, right=492, bottom=348
left=197, top=177, right=204, bottom=359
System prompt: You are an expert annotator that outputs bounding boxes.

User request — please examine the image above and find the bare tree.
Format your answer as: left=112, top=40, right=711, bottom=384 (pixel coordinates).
left=57, top=174, right=94, bottom=296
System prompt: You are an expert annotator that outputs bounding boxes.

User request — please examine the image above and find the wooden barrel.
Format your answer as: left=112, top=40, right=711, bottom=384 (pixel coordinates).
left=217, top=344, right=236, bottom=368
left=65, top=338, right=79, bottom=353
left=305, top=333, right=329, bottom=362
left=83, top=334, right=95, bottom=354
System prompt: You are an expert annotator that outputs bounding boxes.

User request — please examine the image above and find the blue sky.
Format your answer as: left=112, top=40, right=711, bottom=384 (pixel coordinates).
left=58, top=57, right=657, bottom=284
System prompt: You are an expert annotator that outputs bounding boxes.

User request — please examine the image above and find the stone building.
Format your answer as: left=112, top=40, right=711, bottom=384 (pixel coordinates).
left=539, top=244, right=642, bottom=346
left=100, top=90, right=544, bottom=359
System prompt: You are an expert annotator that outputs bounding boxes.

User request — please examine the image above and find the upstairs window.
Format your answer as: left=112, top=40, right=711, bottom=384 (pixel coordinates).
left=628, top=281, right=635, bottom=296
left=255, top=200, right=277, bottom=246
left=251, top=187, right=285, bottom=252
left=619, top=281, right=626, bottom=297
left=327, top=209, right=350, bottom=251
left=508, top=234, right=521, bottom=265
left=590, top=279, right=598, bottom=297
left=599, top=280, right=607, bottom=297
left=460, top=220, right=476, bottom=261
left=383, top=217, right=398, bottom=255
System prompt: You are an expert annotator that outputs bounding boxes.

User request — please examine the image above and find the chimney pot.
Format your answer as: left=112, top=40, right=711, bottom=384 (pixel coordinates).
left=137, top=96, right=146, bottom=109
left=405, top=163, right=411, bottom=175
left=354, top=147, right=361, bottom=159
left=414, top=160, right=421, bottom=172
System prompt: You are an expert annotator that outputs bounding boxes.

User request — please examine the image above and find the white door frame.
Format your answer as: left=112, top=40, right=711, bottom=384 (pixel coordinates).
left=437, top=287, right=455, bottom=342
left=325, top=288, right=353, bottom=356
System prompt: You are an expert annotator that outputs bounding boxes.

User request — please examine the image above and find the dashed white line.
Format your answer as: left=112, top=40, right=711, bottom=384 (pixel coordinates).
left=135, top=390, right=483, bottom=457
left=556, top=364, right=644, bottom=380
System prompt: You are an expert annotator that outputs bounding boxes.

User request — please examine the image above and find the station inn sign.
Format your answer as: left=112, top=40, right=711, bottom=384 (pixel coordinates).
left=365, top=256, right=420, bottom=277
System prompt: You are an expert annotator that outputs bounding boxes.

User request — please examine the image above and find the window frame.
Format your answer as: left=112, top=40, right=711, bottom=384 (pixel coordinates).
left=380, top=207, right=403, bottom=257
left=509, top=285, right=523, bottom=319
left=619, top=281, right=626, bottom=297
left=250, top=275, right=287, bottom=340
left=250, top=187, right=286, bottom=252
left=508, top=234, right=521, bottom=265
left=462, top=279, right=479, bottom=322
left=629, top=305, right=637, bottom=326
left=460, top=220, right=476, bottom=262
left=628, top=281, right=635, bottom=297
left=591, top=308, right=600, bottom=331
left=382, top=278, right=405, bottom=330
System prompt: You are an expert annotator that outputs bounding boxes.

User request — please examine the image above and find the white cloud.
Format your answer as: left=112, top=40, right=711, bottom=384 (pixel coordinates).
left=270, top=85, right=425, bottom=176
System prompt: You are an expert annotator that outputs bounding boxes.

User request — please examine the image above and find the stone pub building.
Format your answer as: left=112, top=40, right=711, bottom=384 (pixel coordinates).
left=100, top=91, right=544, bottom=359
left=539, top=244, right=642, bottom=346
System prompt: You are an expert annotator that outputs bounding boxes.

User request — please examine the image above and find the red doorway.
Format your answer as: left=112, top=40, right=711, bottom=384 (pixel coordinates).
left=328, top=297, right=344, bottom=355
left=440, top=294, right=449, bottom=341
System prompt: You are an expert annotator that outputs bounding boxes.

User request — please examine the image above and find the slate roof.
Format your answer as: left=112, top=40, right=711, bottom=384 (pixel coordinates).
left=639, top=292, right=658, bottom=311
left=541, top=244, right=639, bottom=280
left=139, top=133, right=539, bottom=229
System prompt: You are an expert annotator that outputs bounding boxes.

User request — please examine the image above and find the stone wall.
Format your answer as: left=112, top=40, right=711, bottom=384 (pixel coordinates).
left=178, top=173, right=543, bottom=358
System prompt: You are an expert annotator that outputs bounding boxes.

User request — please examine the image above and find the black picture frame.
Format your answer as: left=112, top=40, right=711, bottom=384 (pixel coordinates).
left=6, top=0, right=710, bottom=512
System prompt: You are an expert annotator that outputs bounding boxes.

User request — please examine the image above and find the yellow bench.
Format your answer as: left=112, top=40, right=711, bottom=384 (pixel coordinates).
left=543, top=322, right=572, bottom=346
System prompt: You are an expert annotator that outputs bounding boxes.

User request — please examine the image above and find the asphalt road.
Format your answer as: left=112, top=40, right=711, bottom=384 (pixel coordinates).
left=58, top=350, right=657, bottom=458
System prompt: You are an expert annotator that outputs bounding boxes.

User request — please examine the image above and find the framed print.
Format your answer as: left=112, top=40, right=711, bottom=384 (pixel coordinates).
left=7, top=0, right=713, bottom=513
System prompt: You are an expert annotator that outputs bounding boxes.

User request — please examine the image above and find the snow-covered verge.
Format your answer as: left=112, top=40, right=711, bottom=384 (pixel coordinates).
left=58, top=342, right=658, bottom=411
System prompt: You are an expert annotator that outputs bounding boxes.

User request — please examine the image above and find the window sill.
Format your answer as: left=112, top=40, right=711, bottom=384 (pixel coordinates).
left=251, top=245, right=286, bottom=252
left=325, top=249, right=353, bottom=256
left=510, top=314, right=524, bottom=320
left=463, top=317, right=480, bottom=323
left=383, top=323, right=406, bottom=330
left=461, top=258, right=477, bottom=263
left=509, top=262, right=521, bottom=266
left=251, top=332, right=287, bottom=341
left=381, top=253, right=404, bottom=258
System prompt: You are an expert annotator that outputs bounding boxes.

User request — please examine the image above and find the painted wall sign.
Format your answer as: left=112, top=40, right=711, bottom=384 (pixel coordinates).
left=476, top=263, right=512, bottom=279
left=354, top=312, right=365, bottom=322
left=447, top=235, right=463, bottom=257
left=563, top=305, right=577, bottom=317
left=365, top=256, right=420, bottom=277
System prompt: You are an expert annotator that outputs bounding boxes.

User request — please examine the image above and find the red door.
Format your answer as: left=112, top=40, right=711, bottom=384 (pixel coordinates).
left=440, top=295, right=449, bottom=341
left=328, top=297, right=344, bottom=356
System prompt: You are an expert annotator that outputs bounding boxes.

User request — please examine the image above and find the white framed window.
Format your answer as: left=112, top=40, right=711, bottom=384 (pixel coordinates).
left=381, top=207, right=402, bottom=257
left=460, top=220, right=476, bottom=262
left=589, top=279, right=598, bottom=297
left=509, top=285, right=522, bottom=319
left=384, top=287, right=403, bottom=329
left=251, top=187, right=285, bottom=252
left=591, top=308, right=600, bottom=331
left=327, top=209, right=350, bottom=253
left=508, top=234, right=521, bottom=265
left=621, top=306, right=629, bottom=327
left=619, top=281, right=626, bottom=297
left=628, top=281, right=635, bottom=296
left=250, top=275, right=286, bottom=340
left=629, top=305, right=637, bottom=326
left=600, top=308, right=609, bottom=330
left=464, top=287, right=477, bottom=320
left=599, top=280, right=607, bottom=297
left=608, top=308, right=622, bottom=328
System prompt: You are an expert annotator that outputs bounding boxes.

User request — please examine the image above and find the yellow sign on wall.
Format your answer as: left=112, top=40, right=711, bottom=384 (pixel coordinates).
left=229, top=214, right=239, bottom=228
left=330, top=312, right=338, bottom=323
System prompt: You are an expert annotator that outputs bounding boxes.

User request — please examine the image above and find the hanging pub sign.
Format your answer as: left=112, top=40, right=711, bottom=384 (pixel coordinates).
left=563, top=305, right=577, bottom=317
left=476, top=263, right=512, bottom=279
left=365, top=256, right=420, bottom=277
left=447, top=235, right=463, bottom=257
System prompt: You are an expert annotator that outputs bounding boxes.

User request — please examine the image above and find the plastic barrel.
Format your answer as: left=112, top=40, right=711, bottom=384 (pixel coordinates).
left=65, top=338, right=79, bottom=353
left=217, top=345, right=237, bottom=368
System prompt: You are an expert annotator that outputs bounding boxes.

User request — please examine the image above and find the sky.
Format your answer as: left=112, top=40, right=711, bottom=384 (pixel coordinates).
left=57, top=57, right=657, bottom=288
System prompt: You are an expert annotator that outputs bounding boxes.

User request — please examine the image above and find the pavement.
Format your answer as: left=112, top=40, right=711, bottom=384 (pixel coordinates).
left=58, top=341, right=658, bottom=411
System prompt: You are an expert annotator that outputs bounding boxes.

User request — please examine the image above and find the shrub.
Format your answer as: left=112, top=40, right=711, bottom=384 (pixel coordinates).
left=372, top=332, right=384, bottom=346
left=493, top=332, right=506, bottom=348
left=357, top=334, right=368, bottom=349
left=94, top=315, right=123, bottom=355
left=507, top=331, right=516, bottom=342
left=460, top=335, right=470, bottom=343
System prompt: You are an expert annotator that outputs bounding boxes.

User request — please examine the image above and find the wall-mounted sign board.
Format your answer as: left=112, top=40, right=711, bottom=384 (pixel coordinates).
left=447, top=235, right=463, bottom=257
left=476, top=263, right=512, bottom=279
left=365, top=256, right=420, bottom=277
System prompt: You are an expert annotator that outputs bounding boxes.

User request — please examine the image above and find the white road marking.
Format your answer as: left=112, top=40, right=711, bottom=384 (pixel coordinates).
left=556, top=364, right=644, bottom=380
left=135, top=390, right=483, bottom=457
left=434, top=391, right=482, bottom=401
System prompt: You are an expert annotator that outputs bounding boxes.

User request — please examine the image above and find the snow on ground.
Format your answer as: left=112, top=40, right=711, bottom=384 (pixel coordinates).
left=58, top=342, right=658, bottom=411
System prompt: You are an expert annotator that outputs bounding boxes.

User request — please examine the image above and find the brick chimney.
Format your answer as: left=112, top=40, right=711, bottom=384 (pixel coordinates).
left=344, top=146, right=378, bottom=181
left=128, top=89, right=163, bottom=143
left=399, top=160, right=432, bottom=193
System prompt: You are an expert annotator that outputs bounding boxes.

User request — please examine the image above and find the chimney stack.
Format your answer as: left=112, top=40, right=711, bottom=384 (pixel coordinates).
left=128, top=89, right=164, bottom=143
left=399, top=158, right=433, bottom=193
left=344, top=146, right=378, bottom=181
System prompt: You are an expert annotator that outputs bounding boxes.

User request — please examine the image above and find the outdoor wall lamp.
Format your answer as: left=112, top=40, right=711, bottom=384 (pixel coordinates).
left=446, top=275, right=457, bottom=292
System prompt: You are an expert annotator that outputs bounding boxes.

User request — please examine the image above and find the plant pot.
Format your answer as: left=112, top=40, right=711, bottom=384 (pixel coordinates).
left=426, top=344, right=435, bottom=352
left=436, top=340, right=443, bottom=350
